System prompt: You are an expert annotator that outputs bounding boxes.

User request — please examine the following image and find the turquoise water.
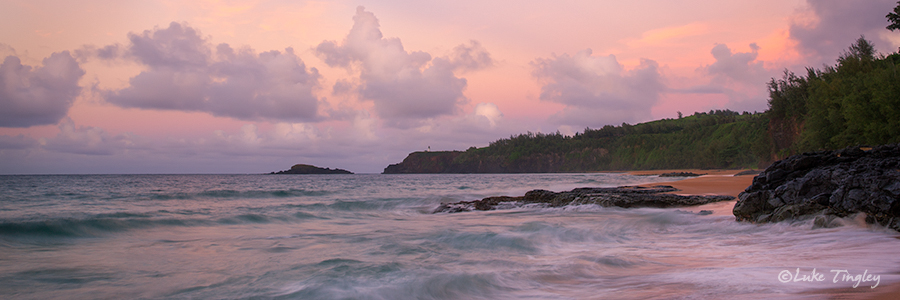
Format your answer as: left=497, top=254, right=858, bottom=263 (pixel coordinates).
left=1, top=173, right=898, bottom=299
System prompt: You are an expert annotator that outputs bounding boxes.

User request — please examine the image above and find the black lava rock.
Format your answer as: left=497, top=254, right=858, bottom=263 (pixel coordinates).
left=733, top=144, right=900, bottom=230
left=434, top=185, right=734, bottom=213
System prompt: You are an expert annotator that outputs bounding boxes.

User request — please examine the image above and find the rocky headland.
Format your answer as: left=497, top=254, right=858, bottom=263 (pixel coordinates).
left=733, top=144, right=900, bottom=230
left=433, top=185, right=734, bottom=213
left=383, top=151, right=464, bottom=174
left=270, top=164, right=353, bottom=175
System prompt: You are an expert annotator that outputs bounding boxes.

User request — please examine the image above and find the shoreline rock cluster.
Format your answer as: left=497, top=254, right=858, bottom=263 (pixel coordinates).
left=433, top=185, right=734, bottom=213
left=733, top=144, right=900, bottom=230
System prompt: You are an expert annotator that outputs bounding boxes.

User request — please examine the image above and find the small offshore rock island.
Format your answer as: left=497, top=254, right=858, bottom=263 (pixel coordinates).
left=270, top=164, right=353, bottom=174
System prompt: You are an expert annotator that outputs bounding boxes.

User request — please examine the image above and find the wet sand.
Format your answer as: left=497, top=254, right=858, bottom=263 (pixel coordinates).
left=631, top=169, right=754, bottom=198
left=633, top=169, right=753, bottom=217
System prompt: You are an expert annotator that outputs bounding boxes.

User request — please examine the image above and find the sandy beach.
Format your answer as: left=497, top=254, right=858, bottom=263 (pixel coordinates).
left=632, top=169, right=753, bottom=217
left=638, top=169, right=900, bottom=299
left=631, top=169, right=754, bottom=198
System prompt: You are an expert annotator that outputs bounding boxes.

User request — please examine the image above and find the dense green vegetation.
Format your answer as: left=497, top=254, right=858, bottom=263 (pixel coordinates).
left=385, top=110, right=773, bottom=173
left=769, top=37, right=900, bottom=154
left=385, top=36, right=900, bottom=173
left=451, top=110, right=770, bottom=171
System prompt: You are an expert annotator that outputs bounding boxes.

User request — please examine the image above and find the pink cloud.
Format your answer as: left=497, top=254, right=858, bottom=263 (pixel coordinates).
left=791, top=0, right=898, bottom=63
left=101, top=22, right=322, bottom=122
left=0, top=51, right=84, bottom=127
left=315, top=7, right=492, bottom=126
left=531, top=49, right=664, bottom=127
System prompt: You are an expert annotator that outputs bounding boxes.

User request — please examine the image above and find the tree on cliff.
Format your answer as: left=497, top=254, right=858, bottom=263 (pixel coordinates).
left=887, top=1, right=900, bottom=31
left=766, top=36, right=900, bottom=152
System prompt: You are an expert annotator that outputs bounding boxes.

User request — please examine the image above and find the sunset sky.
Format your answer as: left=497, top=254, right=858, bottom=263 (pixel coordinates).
left=2, top=0, right=898, bottom=174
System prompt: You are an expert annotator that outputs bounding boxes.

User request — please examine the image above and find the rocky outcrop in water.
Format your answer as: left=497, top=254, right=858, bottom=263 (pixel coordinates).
left=434, top=185, right=734, bottom=213
left=270, top=164, right=353, bottom=175
left=733, top=144, right=900, bottom=230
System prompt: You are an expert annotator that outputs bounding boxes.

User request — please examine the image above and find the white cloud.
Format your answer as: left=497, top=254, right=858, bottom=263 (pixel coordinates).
left=790, top=0, right=898, bottom=63
left=315, top=6, right=492, bottom=125
left=103, top=22, right=322, bottom=122
left=447, top=40, right=494, bottom=72
left=705, top=43, right=767, bottom=85
left=531, top=49, right=664, bottom=127
left=273, top=122, right=321, bottom=143
left=41, top=118, right=144, bottom=155
left=0, top=51, right=84, bottom=127
left=695, top=43, right=775, bottom=112
left=474, top=102, right=502, bottom=127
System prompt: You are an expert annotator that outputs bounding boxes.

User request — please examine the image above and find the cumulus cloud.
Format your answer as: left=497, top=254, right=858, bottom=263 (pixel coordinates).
left=0, top=43, right=15, bottom=58
left=37, top=119, right=321, bottom=158
left=704, top=43, right=768, bottom=85
left=791, top=0, right=897, bottom=62
left=0, top=51, right=84, bottom=127
left=42, top=118, right=144, bottom=155
left=0, top=134, right=38, bottom=150
left=316, top=6, right=492, bottom=124
left=531, top=49, right=664, bottom=127
left=74, top=44, right=123, bottom=62
left=690, top=43, right=775, bottom=111
left=103, top=22, right=321, bottom=121
left=447, top=41, right=494, bottom=72
left=474, top=102, right=502, bottom=127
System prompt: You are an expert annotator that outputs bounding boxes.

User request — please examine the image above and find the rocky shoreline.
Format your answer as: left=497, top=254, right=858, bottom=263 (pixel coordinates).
left=733, top=144, right=900, bottom=230
left=433, top=185, right=734, bottom=213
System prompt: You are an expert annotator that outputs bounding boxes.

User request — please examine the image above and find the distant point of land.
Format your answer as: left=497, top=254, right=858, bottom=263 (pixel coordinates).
left=270, top=164, right=353, bottom=174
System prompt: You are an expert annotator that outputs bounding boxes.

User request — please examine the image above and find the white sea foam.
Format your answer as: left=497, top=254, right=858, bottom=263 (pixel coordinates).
left=1, top=173, right=898, bottom=299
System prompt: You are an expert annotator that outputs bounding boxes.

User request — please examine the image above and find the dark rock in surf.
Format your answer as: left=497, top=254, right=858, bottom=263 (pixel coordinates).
left=433, top=185, right=734, bottom=213
left=733, top=144, right=900, bottom=230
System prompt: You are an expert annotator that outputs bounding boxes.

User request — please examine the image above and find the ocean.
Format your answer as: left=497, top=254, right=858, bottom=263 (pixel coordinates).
left=1, top=173, right=898, bottom=299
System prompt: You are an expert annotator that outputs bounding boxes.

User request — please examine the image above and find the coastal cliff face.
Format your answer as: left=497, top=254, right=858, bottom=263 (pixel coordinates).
left=382, top=150, right=606, bottom=174
left=382, top=112, right=772, bottom=174
left=383, top=151, right=464, bottom=174
left=733, top=144, right=900, bottom=230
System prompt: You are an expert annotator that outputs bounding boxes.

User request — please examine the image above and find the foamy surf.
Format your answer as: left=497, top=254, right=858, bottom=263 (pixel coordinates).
left=1, top=173, right=898, bottom=299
